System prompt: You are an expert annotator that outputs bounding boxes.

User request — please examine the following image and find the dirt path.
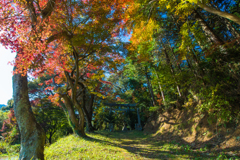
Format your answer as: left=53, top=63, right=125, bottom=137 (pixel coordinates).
left=96, top=131, right=239, bottom=160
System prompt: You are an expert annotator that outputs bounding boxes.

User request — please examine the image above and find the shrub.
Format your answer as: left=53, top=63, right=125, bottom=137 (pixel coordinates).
left=0, top=109, right=19, bottom=144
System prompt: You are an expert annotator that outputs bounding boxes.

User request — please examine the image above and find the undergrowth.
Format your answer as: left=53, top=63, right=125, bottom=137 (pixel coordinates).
left=0, top=140, right=19, bottom=158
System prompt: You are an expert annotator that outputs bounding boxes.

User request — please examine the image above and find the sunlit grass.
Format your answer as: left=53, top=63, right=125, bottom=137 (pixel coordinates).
left=45, top=132, right=140, bottom=160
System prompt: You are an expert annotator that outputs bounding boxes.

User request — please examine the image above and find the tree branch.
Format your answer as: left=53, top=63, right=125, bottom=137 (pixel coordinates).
left=41, top=0, right=56, bottom=19
left=46, top=31, right=73, bottom=44
left=194, top=1, right=240, bottom=25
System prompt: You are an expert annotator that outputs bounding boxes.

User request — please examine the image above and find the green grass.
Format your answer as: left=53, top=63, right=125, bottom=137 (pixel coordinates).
left=45, top=131, right=144, bottom=160
left=2, top=131, right=240, bottom=159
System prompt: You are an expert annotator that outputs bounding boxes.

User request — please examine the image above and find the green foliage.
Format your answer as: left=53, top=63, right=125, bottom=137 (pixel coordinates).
left=33, top=105, right=72, bottom=144
left=5, top=126, right=19, bottom=144
left=104, top=111, right=116, bottom=124
left=1, top=99, right=14, bottom=111
left=149, top=106, right=161, bottom=112
left=29, top=77, right=73, bottom=144
left=192, top=85, right=231, bottom=121
left=0, top=140, right=8, bottom=154
left=0, top=110, right=8, bottom=129
left=120, top=0, right=240, bottom=128
left=0, top=140, right=19, bottom=157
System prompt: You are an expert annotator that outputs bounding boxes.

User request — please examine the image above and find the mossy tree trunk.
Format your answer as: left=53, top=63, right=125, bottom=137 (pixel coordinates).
left=62, top=94, right=85, bottom=137
left=13, top=66, right=45, bottom=160
left=74, top=100, right=86, bottom=137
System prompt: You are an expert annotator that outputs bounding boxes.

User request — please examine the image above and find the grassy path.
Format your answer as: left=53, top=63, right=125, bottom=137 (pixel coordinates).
left=45, top=131, right=239, bottom=160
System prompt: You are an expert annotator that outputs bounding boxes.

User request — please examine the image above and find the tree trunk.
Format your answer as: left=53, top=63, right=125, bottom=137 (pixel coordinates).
left=62, top=94, right=85, bottom=137
left=194, top=10, right=224, bottom=45
left=193, top=1, right=240, bottom=25
left=49, top=132, right=52, bottom=144
left=82, top=89, right=95, bottom=132
left=225, top=19, right=240, bottom=44
left=171, top=15, right=205, bottom=85
left=210, top=1, right=240, bottom=43
left=145, top=68, right=156, bottom=106
left=194, top=11, right=237, bottom=73
left=155, top=71, right=166, bottom=105
left=73, top=100, right=86, bottom=137
left=87, top=94, right=94, bottom=123
left=188, top=48, right=206, bottom=85
left=13, top=66, right=45, bottom=160
left=83, top=106, right=94, bottom=132
left=194, top=10, right=230, bottom=57
left=161, top=40, right=182, bottom=97
left=186, top=56, right=197, bottom=78
left=192, top=31, right=206, bottom=50
left=166, top=40, right=182, bottom=72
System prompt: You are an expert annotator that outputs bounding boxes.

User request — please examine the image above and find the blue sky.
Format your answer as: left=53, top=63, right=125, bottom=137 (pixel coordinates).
left=0, top=45, right=16, bottom=105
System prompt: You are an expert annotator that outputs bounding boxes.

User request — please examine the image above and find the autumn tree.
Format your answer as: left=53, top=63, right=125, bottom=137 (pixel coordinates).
left=1, top=0, right=129, bottom=158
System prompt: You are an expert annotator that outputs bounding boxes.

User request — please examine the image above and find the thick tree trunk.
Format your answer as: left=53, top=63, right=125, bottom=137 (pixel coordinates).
left=82, top=90, right=95, bottom=132
left=83, top=106, right=94, bottom=132
left=62, top=94, right=85, bottom=137
left=13, top=67, right=45, bottom=160
left=73, top=100, right=86, bottom=137
left=88, top=94, right=94, bottom=121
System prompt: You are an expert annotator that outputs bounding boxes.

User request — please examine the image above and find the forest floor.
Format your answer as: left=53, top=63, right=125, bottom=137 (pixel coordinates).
left=45, top=130, right=239, bottom=160
left=1, top=130, right=240, bottom=159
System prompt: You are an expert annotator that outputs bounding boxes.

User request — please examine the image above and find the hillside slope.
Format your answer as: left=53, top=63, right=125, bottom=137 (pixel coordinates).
left=144, top=107, right=240, bottom=156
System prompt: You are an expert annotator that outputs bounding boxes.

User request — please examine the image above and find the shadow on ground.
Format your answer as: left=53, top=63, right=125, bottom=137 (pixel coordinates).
left=83, top=131, right=239, bottom=159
